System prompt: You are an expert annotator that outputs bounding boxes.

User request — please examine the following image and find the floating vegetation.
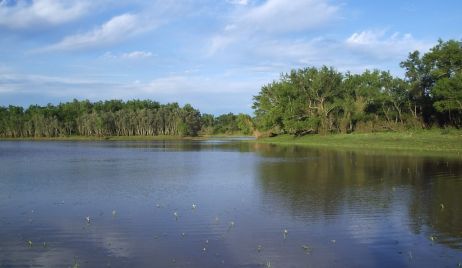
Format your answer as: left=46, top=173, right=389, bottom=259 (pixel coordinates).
left=301, top=244, right=312, bottom=254
left=72, top=257, right=80, bottom=268
left=283, top=229, right=288, bottom=240
left=228, top=221, right=235, bottom=231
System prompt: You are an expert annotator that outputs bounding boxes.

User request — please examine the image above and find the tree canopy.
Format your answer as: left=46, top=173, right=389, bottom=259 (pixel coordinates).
left=253, top=39, right=462, bottom=135
left=0, top=100, right=253, bottom=138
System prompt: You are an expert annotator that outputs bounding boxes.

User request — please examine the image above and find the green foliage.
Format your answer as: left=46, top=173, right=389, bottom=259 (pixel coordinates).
left=253, top=39, right=462, bottom=135
left=0, top=100, right=204, bottom=138
left=0, top=99, right=256, bottom=138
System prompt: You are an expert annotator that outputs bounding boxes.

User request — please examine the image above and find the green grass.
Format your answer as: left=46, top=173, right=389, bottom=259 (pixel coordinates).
left=255, top=130, right=462, bottom=156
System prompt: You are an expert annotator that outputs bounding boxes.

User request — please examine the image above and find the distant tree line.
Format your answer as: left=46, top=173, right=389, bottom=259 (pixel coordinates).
left=2, top=39, right=460, bottom=138
left=253, top=39, right=462, bottom=135
left=0, top=99, right=254, bottom=138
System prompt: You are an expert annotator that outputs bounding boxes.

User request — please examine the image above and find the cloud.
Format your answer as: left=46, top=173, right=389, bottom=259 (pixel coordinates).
left=0, top=0, right=90, bottom=29
left=345, top=30, right=432, bottom=60
left=238, top=0, right=339, bottom=33
left=227, top=0, right=249, bottom=5
left=103, top=51, right=154, bottom=60
left=140, top=75, right=259, bottom=95
left=38, top=13, right=153, bottom=52
left=208, top=0, right=340, bottom=54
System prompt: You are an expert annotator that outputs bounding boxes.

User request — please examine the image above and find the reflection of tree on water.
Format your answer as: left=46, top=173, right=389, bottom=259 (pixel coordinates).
left=252, top=144, right=462, bottom=249
left=407, top=160, right=462, bottom=249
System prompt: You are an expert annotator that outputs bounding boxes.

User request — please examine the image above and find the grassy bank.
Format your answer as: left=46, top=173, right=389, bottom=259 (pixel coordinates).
left=255, top=130, right=462, bottom=154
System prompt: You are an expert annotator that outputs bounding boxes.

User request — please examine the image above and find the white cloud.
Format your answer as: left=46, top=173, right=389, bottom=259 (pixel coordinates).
left=0, top=0, right=90, bottom=29
left=103, top=51, right=154, bottom=60
left=208, top=0, right=340, bottom=54
left=121, top=51, right=153, bottom=59
left=239, top=0, right=339, bottom=33
left=39, top=13, right=153, bottom=52
left=140, top=75, right=259, bottom=94
left=227, top=0, right=249, bottom=6
left=345, top=30, right=432, bottom=60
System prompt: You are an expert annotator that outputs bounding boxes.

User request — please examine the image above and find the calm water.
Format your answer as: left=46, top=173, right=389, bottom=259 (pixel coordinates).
left=0, top=140, right=461, bottom=267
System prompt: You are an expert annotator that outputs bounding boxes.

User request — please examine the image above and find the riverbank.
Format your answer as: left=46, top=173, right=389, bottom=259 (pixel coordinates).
left=2, top=131, right=462, bottom=156
left=255, top=130, right=462, bottom=155
left=0, top=134, right=252, bottom=141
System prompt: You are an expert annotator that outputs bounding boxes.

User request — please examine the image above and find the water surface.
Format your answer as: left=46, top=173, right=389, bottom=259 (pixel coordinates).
left=0, top=140, right=461, bottom=267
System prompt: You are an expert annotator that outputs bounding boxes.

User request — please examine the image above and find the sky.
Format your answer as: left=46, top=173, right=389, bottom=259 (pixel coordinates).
left=0, top=0, right=461, bottom=114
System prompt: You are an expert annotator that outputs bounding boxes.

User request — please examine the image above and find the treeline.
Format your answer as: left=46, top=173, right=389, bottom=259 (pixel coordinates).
left=0, top=100, right=254, bottom=138
left=253, top=39, right=462, bottom=135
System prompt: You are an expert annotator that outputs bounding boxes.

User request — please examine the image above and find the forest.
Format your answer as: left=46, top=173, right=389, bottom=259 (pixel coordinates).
left=0, top=100, right=254, bottom=138
left=0, top=39, right=461, bottom=138
left=253, top=39, right=462, bottom=135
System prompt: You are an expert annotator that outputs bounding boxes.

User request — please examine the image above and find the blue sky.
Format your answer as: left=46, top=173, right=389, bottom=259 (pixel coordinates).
left=0, top=0, right=461, bottom=114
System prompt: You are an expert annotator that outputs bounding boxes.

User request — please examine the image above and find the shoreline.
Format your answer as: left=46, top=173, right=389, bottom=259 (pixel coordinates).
left=2, top=131, right=462, bottom=156
left=0, top=134, right=253, bottom=141
left=253, top=131, right=462, bottom=156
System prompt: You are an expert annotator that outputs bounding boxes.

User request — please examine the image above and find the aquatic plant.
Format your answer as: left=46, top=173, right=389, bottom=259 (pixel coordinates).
left=228, top=221, right=235, bottom=231
left=72, top=257, right=80, bottom=268
left=257, top=245, right=262, bottom=252
left=301, top=245, right=312, bottom=254
left=283, top=229, right=288, bottom=239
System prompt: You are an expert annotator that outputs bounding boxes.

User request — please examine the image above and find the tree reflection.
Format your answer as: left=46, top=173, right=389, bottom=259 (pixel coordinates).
left=252, top=144, right=462, bottom=249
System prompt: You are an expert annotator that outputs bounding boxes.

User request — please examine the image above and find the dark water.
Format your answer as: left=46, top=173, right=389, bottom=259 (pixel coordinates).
left=0, top=140, right=461, bottom=268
